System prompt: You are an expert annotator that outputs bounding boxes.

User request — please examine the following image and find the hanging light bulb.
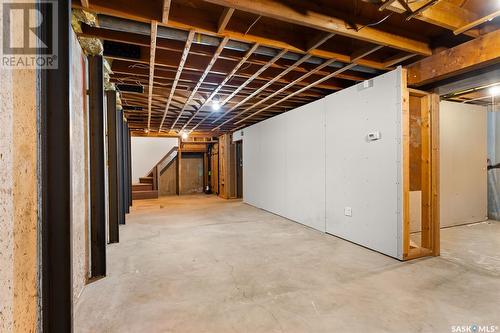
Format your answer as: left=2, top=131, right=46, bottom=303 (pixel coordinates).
left=181, top=131, right=189, bottom=140
left=212, top=96, right=221, bottom=111
left=489, top=85, right=500, bottom=96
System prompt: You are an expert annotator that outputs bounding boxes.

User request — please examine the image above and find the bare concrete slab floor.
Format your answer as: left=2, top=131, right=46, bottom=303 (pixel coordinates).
left=75, top=195, right=500, bottom=333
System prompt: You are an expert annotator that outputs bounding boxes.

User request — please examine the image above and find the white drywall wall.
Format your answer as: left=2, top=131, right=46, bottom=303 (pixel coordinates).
left=131, top=137, right=178, bottom=183
left=325, top=69, right=403, bottom=258
left=440, top=101, right=488, bottom=227
left=243, top=68, right=403, bottom=258
left=243, top=99, right=326, bottom=231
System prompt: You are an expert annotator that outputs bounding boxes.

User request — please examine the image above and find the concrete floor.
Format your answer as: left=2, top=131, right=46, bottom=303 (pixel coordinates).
left=75, top=195, right=500, bottom=333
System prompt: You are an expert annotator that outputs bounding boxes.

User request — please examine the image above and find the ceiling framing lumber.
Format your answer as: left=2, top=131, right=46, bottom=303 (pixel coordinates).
left=71, top=4, right=390, bottom=71
left=306, top=32, right=335, bottom=53
left=158, top=30, right=195, bottom=131
left=381, top=0, right=480, bottom=37
left=214, top=58, right=337, bottom=130
left=224, top=62, right=358, bottom=129
left=217, top=7, right=235, bottom=33
left=407, top=29, right=500, bottom=87
left=200, top=0, right=432, bottom=55
left=170, top=36, right=229, bottom=130
left=147, top=20, right=158, bottom=130
left=181, top=43, right=260, bottom=130
left=383, top=52, right=417, bottom=68
left=80, top=0, right=89, bottom=8
left=453, top=9, right=500, bottom=35
left=162, top=0, right=171, bottom=24
left=192, top=54, right=311, bottom=130
left=219, top=45, right=383, bottom=130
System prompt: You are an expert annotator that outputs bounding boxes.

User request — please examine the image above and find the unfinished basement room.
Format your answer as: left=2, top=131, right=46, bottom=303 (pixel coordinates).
left=1, top=0, right=500, bottom=332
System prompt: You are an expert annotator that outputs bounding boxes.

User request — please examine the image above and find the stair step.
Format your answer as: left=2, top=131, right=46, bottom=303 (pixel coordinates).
left=133, top=183, right=153, bottom=191
left=132, top=190, right=158, bottom=200
left=139, top=176, right=153, bottom=184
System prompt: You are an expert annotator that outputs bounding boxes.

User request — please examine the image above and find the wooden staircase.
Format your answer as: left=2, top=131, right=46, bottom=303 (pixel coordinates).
left=132, top=146, right=178, bottom=200
left=132, top=176, right=158, bottom=200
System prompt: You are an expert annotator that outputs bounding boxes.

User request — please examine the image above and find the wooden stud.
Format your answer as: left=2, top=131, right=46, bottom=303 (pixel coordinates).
left=170, top=36, right=230, bottom=130
left=162, top=0, right=171, bottom=24
left=430, top=93, right=440, bottom=256
left=453, top=9, right=500, bottom=35
left=201, top=0, right=432, bottom=55
left=218, top=7, right=235, bottom=33
left=147, top=20, right=158, bottom=131
left=181, top=43, right=260, bottom=130
left=158, top=30, right=195, bottom=131
left=220, top=58, right=336, bottom=129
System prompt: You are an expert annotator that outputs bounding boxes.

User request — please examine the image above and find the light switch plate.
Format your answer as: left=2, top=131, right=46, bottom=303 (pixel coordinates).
left=344, top=207, right=352, bottom=217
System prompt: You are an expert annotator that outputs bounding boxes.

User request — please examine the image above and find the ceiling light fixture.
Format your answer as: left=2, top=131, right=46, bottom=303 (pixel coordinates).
left=181, top=131, right=189, bottom=140
left=489, top=85, right=500, bottom=96
left=212, top=100, right=221, bottom=111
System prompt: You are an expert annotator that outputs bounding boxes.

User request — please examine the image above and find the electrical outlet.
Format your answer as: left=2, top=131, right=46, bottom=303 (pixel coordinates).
left=344, top=207, right=352, bottom=217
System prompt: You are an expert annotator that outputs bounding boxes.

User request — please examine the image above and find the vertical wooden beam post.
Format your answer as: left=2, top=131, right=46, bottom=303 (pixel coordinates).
left=88, top=55, right=106, bottom=277
left=116, top=109, right=126, bottom=224
left=106, top=90, right=119, bottom=243
left=401, top=68, right=411, bottom=259
left=420, top=94, right=432, bottom=248
left=40, top=0, right=72, bottom=330
left=430, top=93, right=441, bottom=256
left=126, top=122, right=132, bottom=207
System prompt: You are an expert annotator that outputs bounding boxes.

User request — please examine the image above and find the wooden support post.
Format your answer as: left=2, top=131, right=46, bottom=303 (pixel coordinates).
left=401, top=68, right=411, bottom=259
left=106, top=90, right=119, bottom=243
left=40, top=0, right=72, bottom=330
left=126, top=122, right=132, bottom=207
left=178, top=138, right=182, bottom=195
left=116, top=109, right=126, bottom=225
left=430, top=93, right=441, bottom=256
left=88, top=55, right=106, bottom=277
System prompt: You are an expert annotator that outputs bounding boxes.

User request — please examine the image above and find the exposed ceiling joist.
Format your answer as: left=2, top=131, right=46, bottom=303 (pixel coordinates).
left=215, top=58, right=337, bottom=130
left=407, top=29, right=500, bottom=86
left=454, top=9, right=500, bottom=35
left=147, top=20, right=158, bottom=130
left=158, top=30, right=195, bottom=131
left=80, top=0, right=89, bottom=8
left=200, top=0, right=432, bottom=55
left=170, top=37, right=230, bottom=130
left=162, top=0, right=171, bottom=24
left=181, top=43, right=260, bottom=130
left=217, top=7, right=235, bottom=33
left=306, top=32, right=335, bottom=53
left=381, top=0, right=480, bottom=37
left=383, top=52, right=417, bottom=68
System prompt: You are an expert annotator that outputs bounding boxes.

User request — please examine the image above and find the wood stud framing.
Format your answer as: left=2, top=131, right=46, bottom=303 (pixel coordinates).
left=147, top=20, right=158, bottom=131
left=158, top=30, right=196, bottom=131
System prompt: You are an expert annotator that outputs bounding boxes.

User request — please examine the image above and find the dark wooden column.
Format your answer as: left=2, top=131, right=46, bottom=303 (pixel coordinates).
left=40, top=0, right=72, bottom=331
left=126, top=122, right=132, bottom=207
left=122, top=119, right=130, bottom=213
left=88, top=55, right=106, bottom=278
left=116, top=109, right=126, bottom=224
left=106, top=90, right=119, bottom=243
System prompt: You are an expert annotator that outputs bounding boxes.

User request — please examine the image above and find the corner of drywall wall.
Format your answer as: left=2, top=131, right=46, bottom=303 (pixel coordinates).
left=397, top=66, right=405, bottom=260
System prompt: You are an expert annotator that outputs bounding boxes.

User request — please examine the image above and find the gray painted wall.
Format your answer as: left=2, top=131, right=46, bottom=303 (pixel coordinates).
left=242, top=68, right=403, bottom=259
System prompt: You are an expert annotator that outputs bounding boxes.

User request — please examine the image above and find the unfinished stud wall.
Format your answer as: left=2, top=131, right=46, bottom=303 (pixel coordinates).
left=159, top=161, right=177, bottom=196
left=0, top=29, right=39, bottom=333
left=243, top=68, right=404, bottom=259
left=440, top=101, right=488, bottom=227
left=70, top=30, right=90, bottom=302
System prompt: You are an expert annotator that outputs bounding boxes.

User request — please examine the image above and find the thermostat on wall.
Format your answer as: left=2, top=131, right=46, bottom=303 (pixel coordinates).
left=367, top=131, right=381, bottom=141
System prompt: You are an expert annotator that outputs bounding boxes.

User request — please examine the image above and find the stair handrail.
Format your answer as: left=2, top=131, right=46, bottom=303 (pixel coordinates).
left=144, top=146, right=179, bottom=191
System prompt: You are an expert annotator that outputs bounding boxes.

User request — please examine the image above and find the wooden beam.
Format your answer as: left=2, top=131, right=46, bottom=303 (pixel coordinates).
left=306, top=32, right=335, bottom=52
left=162, top=0, right=171, bottom=24
left=220, top=62, right=357, bottom=130
left=215, top=58, right=337, bottom=130
left=158, top=30, right=195, bottom=131
left=454, top=9, right=500, bottom=35
left=81, top=0, right=89, bottom=8
left=181, top=43, right=259, bottom=130
left=205, top=50, right=308, bottom=127
left=147, top=20, right=158, bottom=131
left=217, top=7, right=235, bottom=33
left=407, top=29, right=500, bottom=86
left=72, top=3, right=389, bottom=71
left=170, top=37, right=229, bottom=130
left=201, top=0, right=432, bottom=55
left=405, top=0, right=440, bottom=21
left=350, top=45, right=384, bottom=63
left=383, top=52, right=417, bottom=68
left=382, top=0, right=480, bottom=37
